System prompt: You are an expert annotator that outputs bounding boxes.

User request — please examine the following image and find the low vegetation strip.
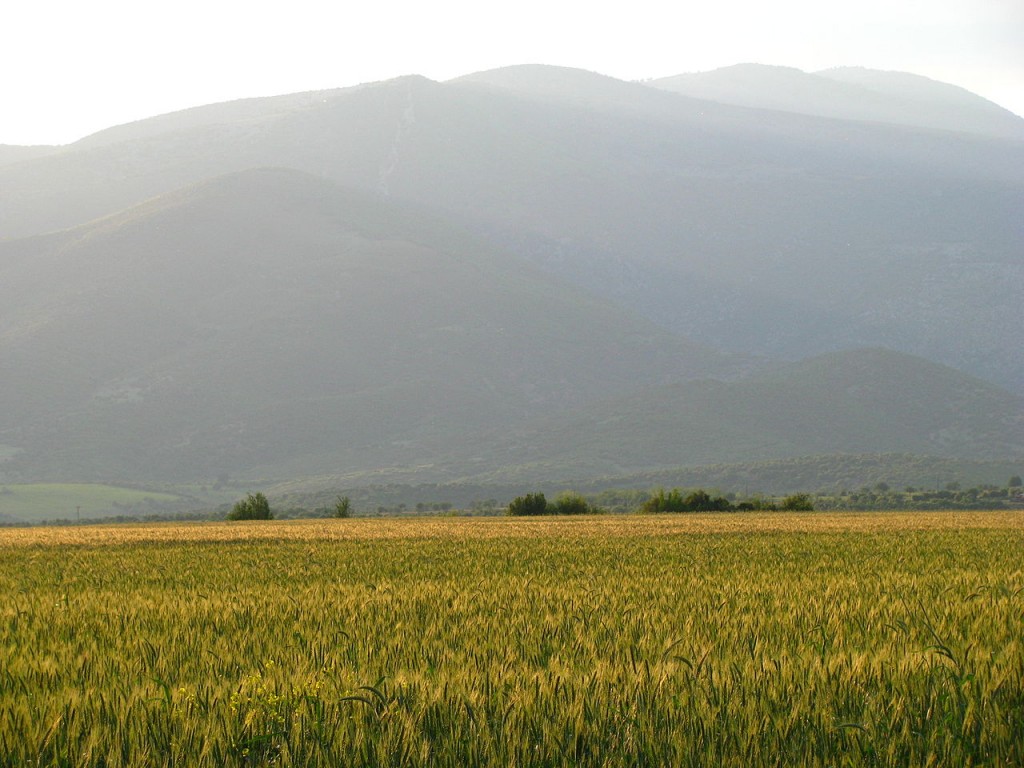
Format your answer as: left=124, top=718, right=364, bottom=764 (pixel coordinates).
left=0, top=513, right=1022, bottom=766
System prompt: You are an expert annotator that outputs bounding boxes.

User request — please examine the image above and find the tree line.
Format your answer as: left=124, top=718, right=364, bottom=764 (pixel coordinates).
left=27, top=479, right=1019, bottom=527
left=223, top=480, right=1024, bottom=520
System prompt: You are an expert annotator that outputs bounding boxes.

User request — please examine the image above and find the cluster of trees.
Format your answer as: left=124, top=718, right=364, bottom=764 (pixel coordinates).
left=640, top=488, right=813, bottom=513
left=226, top=488, right=817, bottom=521
left=227, top=492, right=272, bottom=520
left=226, top=493, right=350, bottom=520
left=506, top=492, right=599, bottom=516
left=503, top=488, right=813, bottom=516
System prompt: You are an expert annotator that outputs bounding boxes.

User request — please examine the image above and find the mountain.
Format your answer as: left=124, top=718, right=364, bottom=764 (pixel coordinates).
left=1, top=66, right=1020, bottom=395
left=436, top=349, right=1024, bottom=483
left=650, top=64, right=1024, bottom=139
left=1, top=64, right=1021, bottom=487
left=0, top=168, right=731, bottom=483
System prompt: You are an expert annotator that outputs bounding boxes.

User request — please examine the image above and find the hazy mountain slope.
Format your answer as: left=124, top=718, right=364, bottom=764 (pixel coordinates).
left=5, top=67, right=1019, bottom=238
left=818, top=67, right=1024, bottom=131
left=72, top=90, right=340, bottom=149
left=443, top=349, right=1024, bottom=481
left=1, top=66, right=1021, bottom=393
left=0, top=75, right=446, bottom=240
left=448, top=67, right=1024, bottom=391
left=590, top=454, right=1024, bottom=497
left=0, top=168, right=731, bottom=483
left=651, top=64, right=1024, bottom=139
left=0, top=145, right=61, bottom=167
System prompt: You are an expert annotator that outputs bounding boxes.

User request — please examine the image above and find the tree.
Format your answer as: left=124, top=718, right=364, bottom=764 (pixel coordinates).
left=334, top=495, right=352, bottom=518
left=1009, top=475, right=1022, bottom=488
left=641, top=487, right=732, bottom=513
left=550, top=491, right=596, bottom=515
left=228, top=492, right=272, bottom=520
left=681, top=490, right=732, bottom=511
left=507, top=493, right=547, bottom=516
left=780, top=493, right=814, bottom=511
left=640, top=488, right=684, bottom=513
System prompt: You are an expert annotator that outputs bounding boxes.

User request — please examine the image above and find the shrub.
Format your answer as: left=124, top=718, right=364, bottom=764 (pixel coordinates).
left=682, top=490, right=732, bottom=512
left=550, top=491, right=597, bottom=516
left=507, top=493, right=547, bottom=516
left=641, top=488, right=732, bottom=513
left=334, top=495, right=351, bottom=518
left=735, top=496, right=778, bottom=511
left=228, top=492, right=272, bottom=520
left=640, top=488, right=683, bottom=514
left=780, top=493, right=814, bottom=511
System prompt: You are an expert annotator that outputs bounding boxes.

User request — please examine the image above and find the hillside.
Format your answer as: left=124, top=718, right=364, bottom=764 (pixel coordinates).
left=437, top=349, right=1024, bottom=482
left=0, top=168, right=730, bottom=483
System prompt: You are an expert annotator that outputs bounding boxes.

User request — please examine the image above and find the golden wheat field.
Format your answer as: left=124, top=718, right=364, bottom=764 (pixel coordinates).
left=1, top=512, right=1022, bottom=766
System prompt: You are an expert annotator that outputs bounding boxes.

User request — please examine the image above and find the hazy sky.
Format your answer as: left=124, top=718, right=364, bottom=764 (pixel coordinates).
left=3, top=0, right=1021, bottom=145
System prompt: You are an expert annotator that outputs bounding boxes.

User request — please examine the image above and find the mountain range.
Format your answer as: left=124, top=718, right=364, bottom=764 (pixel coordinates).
left=1, top=63, right=1021, bottom=489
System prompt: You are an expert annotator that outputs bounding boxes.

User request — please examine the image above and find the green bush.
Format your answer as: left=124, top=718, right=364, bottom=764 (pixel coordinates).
left=780, top=493, right=814, bottom=511
left=735, top=496, right=778, bottom=511
left=550, top=491, right=598, bottom=515
left=334, top=495, right=351, bottom=518
left=507, top=493, right=547, bottom=516
left=228, top=492, right=272, bottom=520
left=641, top=488, right=732, bottom=513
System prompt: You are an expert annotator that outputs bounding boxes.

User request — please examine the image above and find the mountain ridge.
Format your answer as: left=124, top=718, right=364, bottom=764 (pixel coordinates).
left=651, top=63, right=1024, bottom=139
left=1, top=64, right=1020, bottom=486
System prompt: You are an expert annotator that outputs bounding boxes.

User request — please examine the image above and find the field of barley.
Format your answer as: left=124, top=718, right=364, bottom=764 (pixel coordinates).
left=1, top=512, right=1021, bottom=766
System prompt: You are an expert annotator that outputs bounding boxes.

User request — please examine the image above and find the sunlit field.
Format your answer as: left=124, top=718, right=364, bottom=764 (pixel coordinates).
left=1, top=512, right=1022, bottom=766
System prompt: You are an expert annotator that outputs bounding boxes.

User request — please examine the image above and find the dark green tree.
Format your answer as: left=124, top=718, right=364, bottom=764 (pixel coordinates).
left=507, top=493, right=547, bottom=516
left=640, top=488, right=684, bottom=513
left=334, top=495, right=352, bottom=518
left=682, top=490, right=732, bottom=511
left=780, top=493, right=814, bottom=511
left=550, top=491, right=596, bottom=515
left=641, top=488, right=732, bottom=513
left=228, top=492, right=272, bottom=520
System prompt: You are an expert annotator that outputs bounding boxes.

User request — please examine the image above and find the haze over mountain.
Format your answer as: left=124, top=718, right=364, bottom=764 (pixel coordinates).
left=651, top=64, right=1024, bottom=139
left=1, top=64, right=1021, bottom=488
left=0, top=145, right=59, bottom=167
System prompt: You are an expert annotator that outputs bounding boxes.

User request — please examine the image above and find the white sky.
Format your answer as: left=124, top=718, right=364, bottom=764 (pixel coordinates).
left=2, top=0, right=1021, bottom=145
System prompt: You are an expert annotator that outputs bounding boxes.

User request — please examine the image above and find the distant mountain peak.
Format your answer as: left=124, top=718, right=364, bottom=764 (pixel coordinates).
left=450, top=63, right=674, bottom=108
left=453, top=62, right=620, bottom=83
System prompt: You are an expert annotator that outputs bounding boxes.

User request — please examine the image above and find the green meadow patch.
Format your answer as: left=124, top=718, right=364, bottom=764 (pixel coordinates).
left=0, top=483, right=188, bottom=523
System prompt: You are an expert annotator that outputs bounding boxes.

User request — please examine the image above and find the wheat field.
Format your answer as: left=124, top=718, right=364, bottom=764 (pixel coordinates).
left=1, top=512, right=1021, bottom=766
